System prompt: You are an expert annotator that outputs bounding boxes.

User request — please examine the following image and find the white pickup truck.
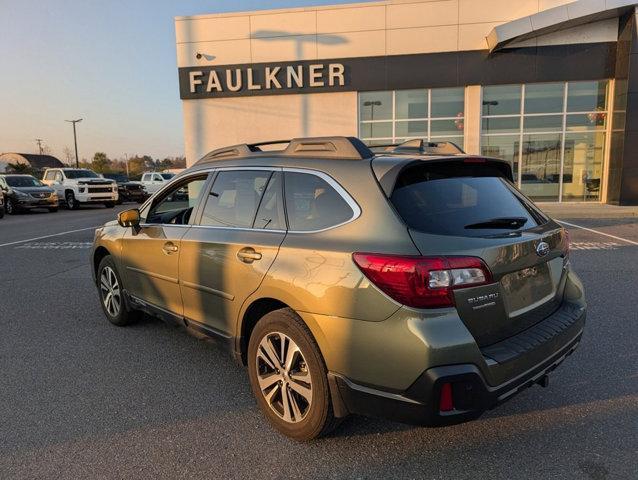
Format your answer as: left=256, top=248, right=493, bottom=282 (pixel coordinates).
left=139, top=172, right=175, bottom=195
left=42, top=168, right=118, bottom=209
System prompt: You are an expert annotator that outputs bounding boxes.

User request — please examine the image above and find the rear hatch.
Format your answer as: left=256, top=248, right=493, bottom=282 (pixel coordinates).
left=380, top=157, right=569, bottom=347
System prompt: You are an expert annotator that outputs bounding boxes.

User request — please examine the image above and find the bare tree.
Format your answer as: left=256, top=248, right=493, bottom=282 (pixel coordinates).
left=63, top=146, right=74, bottom=165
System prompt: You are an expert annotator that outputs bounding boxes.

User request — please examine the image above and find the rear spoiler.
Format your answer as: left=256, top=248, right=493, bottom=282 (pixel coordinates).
left=372, top=156, right=514, bottom=197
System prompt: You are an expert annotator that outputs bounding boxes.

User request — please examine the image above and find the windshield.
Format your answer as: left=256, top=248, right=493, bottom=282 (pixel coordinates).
left=64, top=169, right=100, bottom=179
left=161, top=173, right=175, bottom=180
left=104, top=174, right=128, bottom=182
left=390, top=162, right=542, bottom=237
left=5, top=176, right=43, bottom=188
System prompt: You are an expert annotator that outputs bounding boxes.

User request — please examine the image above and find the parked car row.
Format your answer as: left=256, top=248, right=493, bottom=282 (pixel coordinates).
left=0, top=168, right=158, bottom=216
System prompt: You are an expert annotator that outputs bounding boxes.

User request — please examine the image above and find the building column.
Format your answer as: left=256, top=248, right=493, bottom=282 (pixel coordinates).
left=464, top=85, right=482, bottom=155
left=607, top=8, right=638, bottom=205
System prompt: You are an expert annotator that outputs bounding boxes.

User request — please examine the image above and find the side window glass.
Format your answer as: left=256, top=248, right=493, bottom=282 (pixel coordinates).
left=153, top=174, right=163, bottom=182
left=142, top=174, right=149, bottom=182
left=254, top=172, right=285, bottom=230
left=54, top=172, right=63, bottom=182
left=145, top=176, right=207, bottom=225
left=45, top=171, right=54, bottom=180
left=284, top=172, right=354, bottom=231
left=200, top=170, right=271, bottom=228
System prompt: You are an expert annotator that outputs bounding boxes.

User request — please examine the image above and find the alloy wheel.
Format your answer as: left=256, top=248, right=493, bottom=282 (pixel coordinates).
left=256, top=332, right=313, bottom=424
left=6, top=199, right=14, bottom=214
left=100, top=266, right=121, bottom=317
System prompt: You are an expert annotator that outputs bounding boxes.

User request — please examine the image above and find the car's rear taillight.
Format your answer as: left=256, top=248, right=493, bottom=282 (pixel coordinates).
left=352, top=253, right=493, bottom=309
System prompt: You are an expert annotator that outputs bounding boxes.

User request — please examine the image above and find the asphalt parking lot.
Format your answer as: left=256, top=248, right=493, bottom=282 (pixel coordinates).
left=0, top=205, right=636, bottom=479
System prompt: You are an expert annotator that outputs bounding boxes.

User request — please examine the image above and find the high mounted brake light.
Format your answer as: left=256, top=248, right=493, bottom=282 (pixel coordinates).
left=352, top=253, right=493, bottom=309
left=463, top=157, right=487, bottom=163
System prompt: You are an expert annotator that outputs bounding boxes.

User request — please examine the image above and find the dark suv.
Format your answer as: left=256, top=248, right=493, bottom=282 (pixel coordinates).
left=102, top=173, right=148, bottom=204
left=91, top=137, right=586, bottom=440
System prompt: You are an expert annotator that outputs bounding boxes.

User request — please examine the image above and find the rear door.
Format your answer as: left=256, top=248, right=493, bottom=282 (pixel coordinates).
left=178, top=169, right=287, bottom=336
left=386, top=159, right=569, bottom=346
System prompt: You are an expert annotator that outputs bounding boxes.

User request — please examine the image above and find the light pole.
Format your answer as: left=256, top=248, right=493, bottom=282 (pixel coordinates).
left=363, top=100, right=382, bottom=121
left=65, top=118, right=83, bottom=168
left=35, top=138, right=44, bottom=155
left=124, top=153, right=129, bottom=177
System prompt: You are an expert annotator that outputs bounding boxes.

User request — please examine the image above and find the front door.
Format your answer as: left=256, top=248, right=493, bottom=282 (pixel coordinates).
left=120, top=173, right=210, bottom=318
left=179, top=169, right=286, bottom=336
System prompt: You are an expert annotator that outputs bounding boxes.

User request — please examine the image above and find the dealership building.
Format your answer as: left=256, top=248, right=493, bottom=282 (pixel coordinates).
left=175, top=0, right=638, bottom=204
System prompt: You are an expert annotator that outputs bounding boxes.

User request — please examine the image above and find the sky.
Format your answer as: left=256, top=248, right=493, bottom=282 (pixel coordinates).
left=0, top=0, right=354, bottom=162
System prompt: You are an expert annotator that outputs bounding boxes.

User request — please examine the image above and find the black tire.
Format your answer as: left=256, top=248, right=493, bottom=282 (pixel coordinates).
left=104, top=201, right=115, bottom=208
left=48, top=207, right=59, bottom=213
left=66, top=191, right=80, bottom=210
left=247, top=308, right=340, bottom=441
left=96, top=255, right=141, bottom=326
left=5, top=198, right=17, bottom=215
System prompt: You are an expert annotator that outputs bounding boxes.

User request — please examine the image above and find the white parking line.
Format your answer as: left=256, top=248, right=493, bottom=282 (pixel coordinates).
left=0, top=226, right=99, bottom=248
left=557, top=220, right=638, bottom=246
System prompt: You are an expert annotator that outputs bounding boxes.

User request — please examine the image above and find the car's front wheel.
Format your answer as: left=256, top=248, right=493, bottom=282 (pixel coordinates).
left=5, top=198, right=17, bottom=215
left=97, top=255, right=141, bottom=326
left=66, top=191, right=80, bottom=210
left=104, top=201, right=115, bottom=208
left=247, top=308, right=339, bottom=441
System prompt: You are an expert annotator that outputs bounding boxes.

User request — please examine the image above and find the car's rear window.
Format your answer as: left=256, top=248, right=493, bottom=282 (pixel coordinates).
left=390, top=162, right=542, bottom=237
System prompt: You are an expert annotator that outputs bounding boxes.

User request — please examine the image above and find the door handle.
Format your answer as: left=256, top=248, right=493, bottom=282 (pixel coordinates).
left=162, top=242, right=179, bottom=254
left=237, top=247, right=262, bottom=263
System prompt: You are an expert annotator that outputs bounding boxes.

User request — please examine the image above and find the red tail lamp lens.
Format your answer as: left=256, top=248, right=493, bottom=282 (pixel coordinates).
left=352, top=253, right=492, bottom=309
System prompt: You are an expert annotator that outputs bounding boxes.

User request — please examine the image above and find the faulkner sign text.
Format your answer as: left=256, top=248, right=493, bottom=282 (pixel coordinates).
left=179, top=61, right=348, bottom=99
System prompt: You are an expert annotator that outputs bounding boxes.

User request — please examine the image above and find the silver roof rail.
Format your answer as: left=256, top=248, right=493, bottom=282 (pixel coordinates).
left=197, top=136, right=374, bottom=163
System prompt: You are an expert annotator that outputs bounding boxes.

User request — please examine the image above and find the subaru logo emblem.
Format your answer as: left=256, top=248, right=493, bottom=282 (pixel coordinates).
left=536, top=241, right=550, bottom=257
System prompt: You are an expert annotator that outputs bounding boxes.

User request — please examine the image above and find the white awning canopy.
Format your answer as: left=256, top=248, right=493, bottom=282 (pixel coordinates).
left=487, top=0, right=638, bottom=52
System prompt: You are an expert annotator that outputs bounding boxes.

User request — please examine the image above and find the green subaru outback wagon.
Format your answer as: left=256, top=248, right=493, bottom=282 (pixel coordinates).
left=92, top=137, right=586, bottom=440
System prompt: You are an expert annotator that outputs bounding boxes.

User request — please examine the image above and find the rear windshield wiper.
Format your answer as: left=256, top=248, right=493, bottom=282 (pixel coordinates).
left=464, top=217, right=528, bottom=230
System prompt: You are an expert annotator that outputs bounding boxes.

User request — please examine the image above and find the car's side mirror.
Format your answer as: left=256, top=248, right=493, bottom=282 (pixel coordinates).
left=118, top=209, right=141, bottom=228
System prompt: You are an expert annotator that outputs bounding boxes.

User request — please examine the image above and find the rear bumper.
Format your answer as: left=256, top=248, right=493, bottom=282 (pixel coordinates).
left=328, top=302, right=585, bottom=426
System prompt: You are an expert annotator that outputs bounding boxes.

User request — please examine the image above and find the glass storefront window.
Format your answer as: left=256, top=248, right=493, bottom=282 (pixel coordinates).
left=524, top=83, right=564, bottom=114
left=360, top=122, right=392, bottom=139
left=481, top=117, right=520, bottom=134
left=567, top=81, right=607, bottom=112
left=562, top=132, right=606, bottom=201
left=395, top=90, right=427, bottom=119
left=359, top=88, right=464, bottom=145
left=431, top=119, right=463, bottom=136
left=523, top=115, right=563, bottom=132
left=359, top=91, right=392, bottom=121
left=481, top=135, right=520, bottom=180
left=431, top=88, right=464, bottom=118
left=521, top=133, right=562, bottom=202
left=395, top=120, right=427, bottom=137
left=483, top=85, right=521, bottom=115
left=566, top=113, right=607, bottom=131
left=481, top=80, right=609, bottom=202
